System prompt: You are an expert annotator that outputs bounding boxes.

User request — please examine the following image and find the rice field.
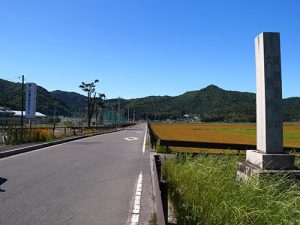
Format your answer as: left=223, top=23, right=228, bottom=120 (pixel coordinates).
left=150, top=123, right=300, bottom=153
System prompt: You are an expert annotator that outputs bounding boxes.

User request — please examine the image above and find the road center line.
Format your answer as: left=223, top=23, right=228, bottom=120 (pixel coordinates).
left=130, top=172, right=143, bottom=225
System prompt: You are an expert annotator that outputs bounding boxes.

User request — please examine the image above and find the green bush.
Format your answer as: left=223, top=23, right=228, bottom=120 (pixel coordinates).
left=163, top=155, right=300, bottom=225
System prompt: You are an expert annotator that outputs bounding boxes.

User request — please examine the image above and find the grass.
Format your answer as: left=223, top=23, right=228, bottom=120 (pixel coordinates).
left=149, top=212, right=158, bottom=225
left=163, top=155, right=300, bottom=225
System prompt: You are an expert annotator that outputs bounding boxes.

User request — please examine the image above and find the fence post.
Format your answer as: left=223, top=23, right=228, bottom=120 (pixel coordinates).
left=15, top=128, right=18, bottom=143
left=155, top=157, right=162, bottom=181
left=160, top=180, right=168, bottom=224
left=37, top=130, right=40, bottom=141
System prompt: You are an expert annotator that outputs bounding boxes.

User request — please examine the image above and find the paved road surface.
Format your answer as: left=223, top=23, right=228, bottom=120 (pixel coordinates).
left=0, top=123, right=152, bottom=225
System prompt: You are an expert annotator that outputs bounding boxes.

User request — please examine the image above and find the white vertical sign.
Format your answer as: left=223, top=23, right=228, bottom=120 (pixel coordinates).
left=25, top=83, right=37, bottom=118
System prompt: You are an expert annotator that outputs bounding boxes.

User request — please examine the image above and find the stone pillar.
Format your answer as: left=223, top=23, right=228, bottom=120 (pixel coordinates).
left=256, top=32, right=283, bottom=154
left=237, top=32, right=295, bottom=179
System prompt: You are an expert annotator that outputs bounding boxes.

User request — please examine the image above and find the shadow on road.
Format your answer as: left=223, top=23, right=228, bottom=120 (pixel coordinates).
left=0, top=177, right=7, bottom=192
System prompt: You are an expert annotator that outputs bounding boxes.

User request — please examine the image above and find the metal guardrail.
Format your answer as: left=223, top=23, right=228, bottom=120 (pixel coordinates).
left=0, top=124, right=135, bottom=145
left=159, top=140, right=300, bottom=152
left=160, top=139, right=254, bottom=150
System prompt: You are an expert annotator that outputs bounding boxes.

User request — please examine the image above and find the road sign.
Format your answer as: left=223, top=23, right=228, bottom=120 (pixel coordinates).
left=25, top=83, right=37, bottom=118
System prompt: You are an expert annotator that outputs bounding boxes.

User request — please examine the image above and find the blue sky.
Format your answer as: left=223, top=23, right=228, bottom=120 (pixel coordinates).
left=1, top=0, right=300, bottom=99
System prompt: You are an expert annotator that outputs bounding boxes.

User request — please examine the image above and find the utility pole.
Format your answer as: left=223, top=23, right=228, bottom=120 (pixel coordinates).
left=53, top=106, right=56, bottom=129
left=127, top=107, right=129, bottom=124
left=95, top=101, right=98, bottom=126
left=52, top=106, right=56, bottom=138
left=133, top=108, right=135, bottom=123
left=117, top=97, right=120, bottom=128
left=20, top=75, right=25, bottom=143
left=4, top=106, right=7, bottom=127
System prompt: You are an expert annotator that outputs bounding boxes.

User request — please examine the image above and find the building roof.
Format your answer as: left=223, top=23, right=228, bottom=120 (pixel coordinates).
left=0, top=107, right=46, bottom=117
left=0, top=107, right=15, bottom=115
left=11, top=111, right=46, bottom=117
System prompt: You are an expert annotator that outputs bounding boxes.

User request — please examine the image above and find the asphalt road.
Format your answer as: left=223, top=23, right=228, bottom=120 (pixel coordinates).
left=0, top=123, right=152, bottom=225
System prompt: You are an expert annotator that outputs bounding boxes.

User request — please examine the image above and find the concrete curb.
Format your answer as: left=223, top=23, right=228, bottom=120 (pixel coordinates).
left=150, top=152, right=167, bottom=225
left=0, top=129, right=120, bottom=159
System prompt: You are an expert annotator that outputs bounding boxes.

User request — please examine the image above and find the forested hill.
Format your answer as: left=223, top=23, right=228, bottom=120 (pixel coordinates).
left=0, top=79, right=72, bottom=116
left=108, top=85, right=258, bottom=122
left=107, top=85, right=300, bottom=122
left=1, top=78, right=300, bottom=122
left=51, top=90, right=86, bottom=115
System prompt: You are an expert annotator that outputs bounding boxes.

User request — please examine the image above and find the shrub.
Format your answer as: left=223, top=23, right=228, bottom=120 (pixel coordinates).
left=29, top=129, right=53, bottom=142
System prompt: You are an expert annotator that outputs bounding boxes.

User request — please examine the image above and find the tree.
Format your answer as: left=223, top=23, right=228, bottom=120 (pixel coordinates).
left=79, top=79, right=99, bottom=128
left=95, top=93, right=106, bottom=125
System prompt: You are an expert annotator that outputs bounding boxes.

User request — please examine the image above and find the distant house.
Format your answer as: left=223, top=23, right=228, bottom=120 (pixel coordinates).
left=0, top=107, right=15, bottom=117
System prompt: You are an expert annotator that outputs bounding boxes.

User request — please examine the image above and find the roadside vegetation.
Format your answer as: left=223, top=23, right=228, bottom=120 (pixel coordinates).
left=149, top=213, right=158, bottom=225
left=1, top=126, right=115, bottom=146
left=163, top=155, right=300, bottom=225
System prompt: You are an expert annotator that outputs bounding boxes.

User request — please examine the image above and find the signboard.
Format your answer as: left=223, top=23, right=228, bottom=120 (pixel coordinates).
left=25, top=83, right=37, bottom=118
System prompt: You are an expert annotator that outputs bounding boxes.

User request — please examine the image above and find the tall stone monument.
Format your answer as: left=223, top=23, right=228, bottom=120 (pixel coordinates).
left=237, top=32, right=295, bottom=179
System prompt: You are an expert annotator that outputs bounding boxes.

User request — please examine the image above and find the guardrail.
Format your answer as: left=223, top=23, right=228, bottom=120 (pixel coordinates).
left=160, top=140, right=300, bottom=153
left=152, top=155, right=168, bottom=225
left=0, top=124, right=134, bottom=145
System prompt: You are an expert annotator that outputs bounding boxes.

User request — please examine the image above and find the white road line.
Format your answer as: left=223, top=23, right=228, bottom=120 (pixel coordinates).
left=142, top=125, right=147, bottom=154
left=130, top=172, right=143, bottom=225
left=0, top=135, right=97, bottom=161
left=0, top=141, right=74, bottom=161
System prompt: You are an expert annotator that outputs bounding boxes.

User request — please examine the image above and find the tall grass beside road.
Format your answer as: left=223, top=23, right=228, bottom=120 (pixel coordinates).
left=163, top=155, right=300, bottom=225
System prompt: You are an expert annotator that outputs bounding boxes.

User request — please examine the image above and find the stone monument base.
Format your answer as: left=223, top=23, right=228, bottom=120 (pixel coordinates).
left=237, top=161, right=300, bottom=181
left=246, top=150, right=295, bottom=170
left=237, top=150, right=300, bottom=181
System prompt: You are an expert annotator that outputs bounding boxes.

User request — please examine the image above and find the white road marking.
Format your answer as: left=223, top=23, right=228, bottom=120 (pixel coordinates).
left=130, top=172, right=143, bottom=225
left=124, top=137, right=139, bottom=141
left=142, top=126, right=147, bottom=154
left=0, top=140, right=76, bottom=161
left=0, top=133, right=108, bottom=161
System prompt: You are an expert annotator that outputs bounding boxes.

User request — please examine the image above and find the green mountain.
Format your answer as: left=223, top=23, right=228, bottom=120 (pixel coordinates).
left=107, top=85, right=300, bottom=122
left=107, top=85, right=256, bottom=122
left=51, top=90, right=86, bottom=116
left=1, top=78, right=300, bottom=122
left=0, top=79, right=72, bottom=116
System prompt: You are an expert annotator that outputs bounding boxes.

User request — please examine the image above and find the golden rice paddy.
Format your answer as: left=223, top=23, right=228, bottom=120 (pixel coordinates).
left=150, top=123, right=300, bottom=153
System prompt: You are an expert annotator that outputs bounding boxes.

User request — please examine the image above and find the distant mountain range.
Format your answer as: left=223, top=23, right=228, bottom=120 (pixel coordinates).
left=1, top=78, right=300, bottom=122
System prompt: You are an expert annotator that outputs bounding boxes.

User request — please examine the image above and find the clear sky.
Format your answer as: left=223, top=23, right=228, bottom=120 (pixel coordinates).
left=0, top=0, right=299, bottom=99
